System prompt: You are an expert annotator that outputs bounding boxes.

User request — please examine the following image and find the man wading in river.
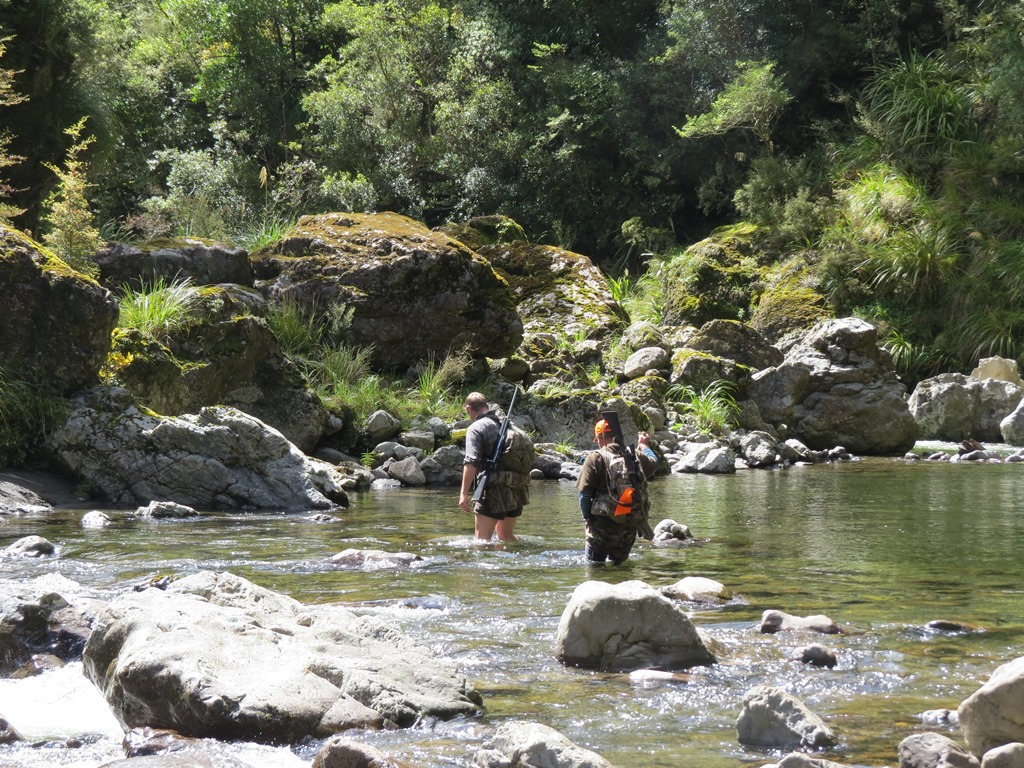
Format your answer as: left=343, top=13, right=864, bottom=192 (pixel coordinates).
left=458, top=392, right=532, bottom=542
left=577, top=418, right=657, bottom=564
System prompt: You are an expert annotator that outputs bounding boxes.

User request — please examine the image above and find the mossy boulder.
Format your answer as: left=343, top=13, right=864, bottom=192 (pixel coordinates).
left=94, top=237, right=253, bottom=291
left=436, top=215, right=528, bottom=252
left=0, top=226, right=118, bottom=395
left=660, top=223, right=767, bottom=327
left=111, top=285, right=330, bottom=452
left=750, top=258, right=830, bottom=342
left=670, top=348, right=753, bottom=396
left=619, top=375, right=670, bottom=406
left=685, top=319, right=783, bottom=371
left=251, top=212, right=522, bottom=369
left=477, top=241, right=624, bottom=341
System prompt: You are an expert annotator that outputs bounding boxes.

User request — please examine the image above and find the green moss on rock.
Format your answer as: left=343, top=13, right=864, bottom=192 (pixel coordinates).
left=660, top=223, right=768, bottom=327
left=750, top=258, right=830, bottom=342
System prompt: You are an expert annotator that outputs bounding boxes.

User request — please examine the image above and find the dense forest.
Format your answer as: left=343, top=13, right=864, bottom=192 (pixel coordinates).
left=2, top=0, right=1024, bottom=384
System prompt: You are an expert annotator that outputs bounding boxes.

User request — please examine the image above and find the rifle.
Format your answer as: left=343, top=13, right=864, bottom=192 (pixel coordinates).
left=470, top=388, right=518, bottom=504
left=600, top=409, right=654, bottom=540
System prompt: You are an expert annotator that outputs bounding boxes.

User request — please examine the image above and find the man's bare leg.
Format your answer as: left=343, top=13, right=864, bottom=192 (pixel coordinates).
left=496, top=517, right=518, bottom=542
left=475, top=514, right=499, bottom=541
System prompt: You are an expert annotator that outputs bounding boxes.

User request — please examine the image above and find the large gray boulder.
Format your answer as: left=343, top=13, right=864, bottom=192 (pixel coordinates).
left=554, top=580, right=716, bottom=672
left=94, top=238, right=253, bottom=290
left=474, top=721, right=615, bottom=768
left=959, top=656, right=1024, bottom=758
left=82, top=571, right=483, bottom=742
left=0, top=225, right=118, bottom=395
left=46, top=385, right=348, bottom=510
left=747, top=317, right=917, bottom=453
left=251, top=211, right=522, bottom=368
left=909, top=373, right=1024, bottom=442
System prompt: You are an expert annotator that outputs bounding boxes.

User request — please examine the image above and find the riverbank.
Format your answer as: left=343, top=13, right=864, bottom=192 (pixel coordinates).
left=0, top=466, right=93, bottom=510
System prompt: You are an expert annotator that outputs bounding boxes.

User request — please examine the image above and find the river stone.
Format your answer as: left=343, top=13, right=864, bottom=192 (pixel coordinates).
left=47, top=385, right=348, bottom=510
left=673, top=442, right=737, bottom=474
left=0, top=574, right=103, bottom=675
left=474, top=720, right=614, bottom=768
left=251, top=212, right=522, bottom=369
left=82, top=571, right=483, bottom=742
left=554, top=580, right=716, bottom=672
left=764, top=754, right=852, bottom=768
left=137, top=501, right=199, bottom=519
left=897, top=732, right=979, bottom=768
left=312, top=737, right=399, bottom=768
left=365, top=410, right=402, bottom=442
left=760, top=609, right=841, bottom=634
left=736, top=685, right=837, bottom=749
left=981, top=743, right=1024, bottom=768
left=0, top=225, right=119, bottom=396
left=384, top=456, right=426, bottom=486
left=661, top=576, right=732, bottom=603
left=1001, top=400, right=1024, bottom=446
left=748, top=317, right=917, bottom=453
left=2, top=535, right=56, bottom=558
left=959, top=656, right=1024, bottom=757
left=739, top=430, right=780, bottom=467
left=420, top=444, right=465, bottom=486
left=0, top=713, right=22, bottom=744
left=82, top=510, right=113, bottom=527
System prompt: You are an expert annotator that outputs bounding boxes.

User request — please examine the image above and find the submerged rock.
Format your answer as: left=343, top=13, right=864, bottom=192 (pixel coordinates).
left=736, top=685, right=837, bottom=749
left=474, top=720, right=615, bottom=768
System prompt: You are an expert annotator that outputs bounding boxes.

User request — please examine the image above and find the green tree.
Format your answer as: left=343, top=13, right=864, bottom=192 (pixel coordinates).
left=675, top=60, right=792, bottom=150
left=0, top=35, right=26, bottom=223
left=41, top=117, right=102, bottom=277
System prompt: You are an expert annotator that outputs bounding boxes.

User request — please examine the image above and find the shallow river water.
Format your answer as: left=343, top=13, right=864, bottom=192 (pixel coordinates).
left=2, top=456, right=1024, bottom=767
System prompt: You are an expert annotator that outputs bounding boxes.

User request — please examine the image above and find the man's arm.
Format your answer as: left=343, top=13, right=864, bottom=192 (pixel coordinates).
left=459, top=463, right=478, bottom=514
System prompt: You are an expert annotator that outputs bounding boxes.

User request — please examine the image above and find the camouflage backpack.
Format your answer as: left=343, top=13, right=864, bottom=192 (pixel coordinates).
left=591, top=446, right=649, bottom=526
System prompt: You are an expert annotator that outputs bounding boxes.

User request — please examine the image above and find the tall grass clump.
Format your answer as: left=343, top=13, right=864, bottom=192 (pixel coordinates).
left=0, top=370, right=69, bottom=465
left=117, top=277, right=200, bottom=338
left=411, top=346, right=472, bottom=420
left=266, top=296, right=323, bottom=356
left=667, top=380, right=739, bottom=435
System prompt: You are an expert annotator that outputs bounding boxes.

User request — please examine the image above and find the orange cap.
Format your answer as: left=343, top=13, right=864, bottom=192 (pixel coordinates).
left=594, top=419, right=612, bottom=437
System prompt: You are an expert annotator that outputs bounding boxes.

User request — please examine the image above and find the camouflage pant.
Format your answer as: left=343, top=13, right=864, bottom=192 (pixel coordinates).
left=585, top=516, right=639, bottom=564
left=476, top=470, right=530, bottom=520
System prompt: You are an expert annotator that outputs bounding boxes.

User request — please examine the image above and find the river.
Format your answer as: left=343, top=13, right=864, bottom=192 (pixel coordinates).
left=1, top=456, right=1023, bottom=767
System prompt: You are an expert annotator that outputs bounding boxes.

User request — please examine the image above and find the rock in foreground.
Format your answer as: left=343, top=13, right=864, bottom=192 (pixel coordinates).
left=83, top=571, right=482, bottom=742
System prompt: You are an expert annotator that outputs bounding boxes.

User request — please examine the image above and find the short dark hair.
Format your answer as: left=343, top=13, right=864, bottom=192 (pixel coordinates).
left=464, top=391, right=488, bottom=410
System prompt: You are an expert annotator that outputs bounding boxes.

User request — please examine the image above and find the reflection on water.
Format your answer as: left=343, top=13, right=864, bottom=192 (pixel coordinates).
left=2, top=458, right=1024, bottom=766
